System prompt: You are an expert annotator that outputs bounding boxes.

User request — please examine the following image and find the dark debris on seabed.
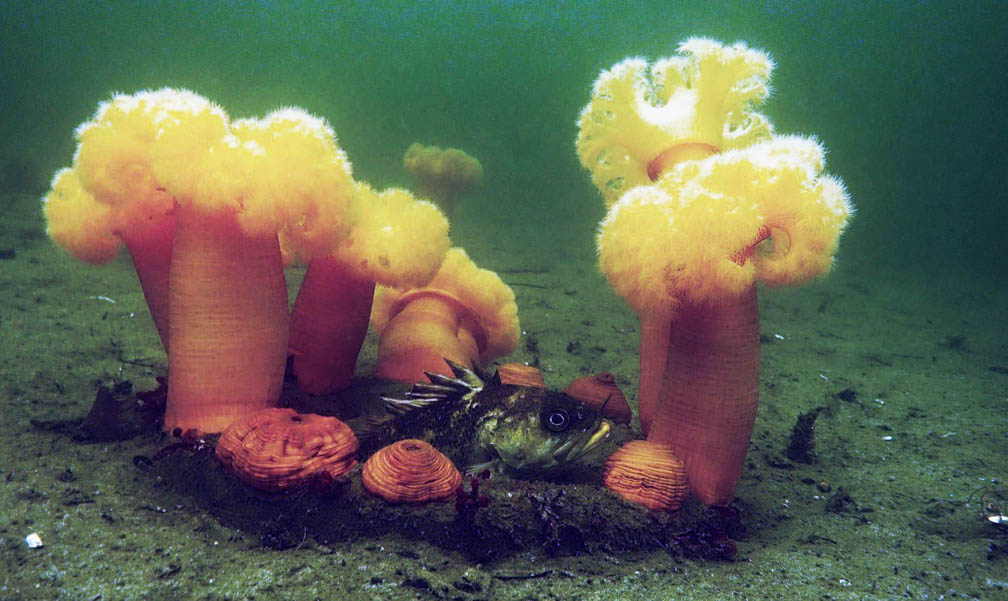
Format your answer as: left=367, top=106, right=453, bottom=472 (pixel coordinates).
left=138, top=432, right=741, bottom=563
left=969, top=485, right=1008, bottom=560
left=198, top=461, right=750, bottom=564
left=29, top=377, right=166, bottom=442
left=27, top=376, right=756, bottom=565
left=30, top=374, right=1008, bottom=576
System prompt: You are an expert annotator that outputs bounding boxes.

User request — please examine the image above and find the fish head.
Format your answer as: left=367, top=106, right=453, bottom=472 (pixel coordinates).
left=476, top=385, right=611, bottom=474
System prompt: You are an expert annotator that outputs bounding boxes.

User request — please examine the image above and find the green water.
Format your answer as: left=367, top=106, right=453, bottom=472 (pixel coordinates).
left=2, top=2, right=1007, bottom=599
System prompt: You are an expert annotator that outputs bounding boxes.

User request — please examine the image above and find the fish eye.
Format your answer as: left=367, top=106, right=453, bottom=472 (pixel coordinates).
left=542, top=408, right=571, bottom=433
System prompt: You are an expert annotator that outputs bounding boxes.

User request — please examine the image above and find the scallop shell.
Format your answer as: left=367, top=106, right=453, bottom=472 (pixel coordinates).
left=564, top=372, right=632, bottom=425
left=215, top=408, right=358, bottom=492
left=362, top=439, right=462, bottom=505
left=602, top=440, right=687, bottom=512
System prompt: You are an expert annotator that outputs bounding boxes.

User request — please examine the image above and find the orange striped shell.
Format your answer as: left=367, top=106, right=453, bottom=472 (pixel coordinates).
left=602, top=440, right=687, bottom=512
left=361, top=439, right=462, bottom=504
left=215, top=408, right=358, bottom=492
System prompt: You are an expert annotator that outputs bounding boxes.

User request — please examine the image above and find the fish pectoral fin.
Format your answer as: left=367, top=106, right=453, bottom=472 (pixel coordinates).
left=346, top=414, right=395, bottom=441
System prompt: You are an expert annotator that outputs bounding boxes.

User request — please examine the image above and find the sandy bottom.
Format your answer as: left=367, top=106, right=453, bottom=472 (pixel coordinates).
left=2, top=190, right=1006, bottom=600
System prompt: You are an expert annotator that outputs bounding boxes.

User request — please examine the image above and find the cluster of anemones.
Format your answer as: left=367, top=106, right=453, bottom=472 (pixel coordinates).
left=43, top=88, right=519, bottom=437
left=47, top=35, right=854, bottom=515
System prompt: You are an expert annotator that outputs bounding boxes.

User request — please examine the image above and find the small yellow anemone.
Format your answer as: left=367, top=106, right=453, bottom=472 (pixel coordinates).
left=403, top=142, right=483, bottom=217
left=577, top=38, right=774, bottom=206
left=371, top=247, right=520, bottom=382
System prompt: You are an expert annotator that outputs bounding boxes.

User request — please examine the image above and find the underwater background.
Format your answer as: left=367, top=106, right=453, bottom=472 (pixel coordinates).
left=2, top=1, right=1007, bottom=600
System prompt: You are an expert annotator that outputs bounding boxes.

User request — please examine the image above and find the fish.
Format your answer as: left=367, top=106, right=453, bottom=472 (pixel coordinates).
left=353, top=360, right=612, bottom=476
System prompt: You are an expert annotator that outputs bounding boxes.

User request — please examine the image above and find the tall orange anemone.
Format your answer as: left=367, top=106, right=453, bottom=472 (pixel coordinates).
left=577, top=39, right=775, bottom=431
left=580, top=40, right=852, bottom=505
left=150, top=105, right=352, bottom=433
left=597, top=136, right=852, bottom=505
left=285, top=182, right=450, bottom=395
left=230, top=107, right=357, bottom=398
left=43, top=88, right=223, bottom=351
left=370, top=247, right=519, bottom=383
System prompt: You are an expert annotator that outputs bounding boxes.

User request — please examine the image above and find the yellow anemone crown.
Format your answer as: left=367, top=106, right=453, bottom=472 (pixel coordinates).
left=597, top=136, right=853, bottom=316
left=231, top=107, right=356, bottom=247
left=44, top=88, right=227, bottom=261
left=403, top=143, right=484, bottom=192
left=73, top=87, right=226, bottom=230
left=328, top=183, right=451, bottom=286
left=577, top=38, right=774, bottom=206
left=42, top=168, right=119, bottom=263
left=150, top=102, right=355, bottom=245
left=45, top=89, right=361, bottom=271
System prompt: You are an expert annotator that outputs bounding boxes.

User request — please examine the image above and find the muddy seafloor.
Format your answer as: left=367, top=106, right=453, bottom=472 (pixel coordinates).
left=2, top=189, right=1007, bottom=600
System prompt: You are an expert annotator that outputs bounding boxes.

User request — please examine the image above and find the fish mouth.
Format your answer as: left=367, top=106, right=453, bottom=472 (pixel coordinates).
left=552, top=420, right=611, bottom=465
left=495, top=419, right=613, bottom=474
